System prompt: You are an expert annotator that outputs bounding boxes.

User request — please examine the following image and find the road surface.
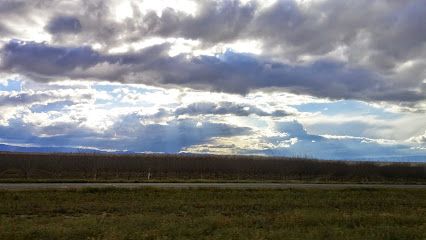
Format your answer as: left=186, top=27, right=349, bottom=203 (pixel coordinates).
left=1, top=183, right=426, bottom=190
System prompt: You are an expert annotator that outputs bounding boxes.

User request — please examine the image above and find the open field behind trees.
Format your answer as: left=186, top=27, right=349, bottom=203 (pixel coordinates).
left=0, top=188, right=425, bottom=240
left=0, top=152, right=425, bottom=183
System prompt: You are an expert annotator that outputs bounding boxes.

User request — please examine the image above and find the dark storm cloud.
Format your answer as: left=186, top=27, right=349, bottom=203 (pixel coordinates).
left=175, top=102, right=290, bottom=117
left=46, top=16, right=82, bottom=34
left=1, top=40, right=424, bottom=102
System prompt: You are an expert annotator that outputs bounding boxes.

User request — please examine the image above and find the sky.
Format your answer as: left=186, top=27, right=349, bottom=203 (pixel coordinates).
left=0, top=0, right=425, bottom=161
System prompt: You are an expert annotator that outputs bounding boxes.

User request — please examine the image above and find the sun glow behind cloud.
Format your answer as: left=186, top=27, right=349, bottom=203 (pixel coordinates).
left=136, top=0, right=198, bottom=16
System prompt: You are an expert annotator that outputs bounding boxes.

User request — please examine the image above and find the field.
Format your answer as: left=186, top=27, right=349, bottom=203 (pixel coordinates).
left=1, top=153, right=426, bottom=239
left=1, top=152, right=426, bottom=183
left=0, top=188, right=424, bottom=240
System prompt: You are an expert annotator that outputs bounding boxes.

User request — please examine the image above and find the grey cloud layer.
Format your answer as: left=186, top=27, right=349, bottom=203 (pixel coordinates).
left=1, top=0, right=425, bottom=103
left=1, top=40, right=423, bottom=102
left=139, top=0, right=426, bottom=71
left=0, top=90, right=93, bottom=107
left=175, top=102, right=290, bottom=117
left=25, top=0, right=425, bottom=71
left=139, top=0, right=257, bottom=44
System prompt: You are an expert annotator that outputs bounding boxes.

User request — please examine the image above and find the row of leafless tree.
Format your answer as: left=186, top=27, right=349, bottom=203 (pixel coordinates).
left=0, top=152, right=425, bottom=182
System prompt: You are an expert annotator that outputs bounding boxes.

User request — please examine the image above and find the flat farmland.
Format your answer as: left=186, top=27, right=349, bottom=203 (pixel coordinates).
left=0, top=188, right=425, bottom=240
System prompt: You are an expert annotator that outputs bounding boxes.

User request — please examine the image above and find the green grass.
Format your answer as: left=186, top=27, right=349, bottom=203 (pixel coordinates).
left=0, top=188, right=425, bottom=240
left=3, top=178, right=425, bottom=184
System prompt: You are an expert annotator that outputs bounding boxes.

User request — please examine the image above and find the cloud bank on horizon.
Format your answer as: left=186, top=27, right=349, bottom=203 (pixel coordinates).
left=0, top=0, right=425, bottom=160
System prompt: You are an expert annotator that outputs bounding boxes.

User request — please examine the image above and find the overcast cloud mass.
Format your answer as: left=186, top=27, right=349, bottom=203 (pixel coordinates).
left=0, top=0, right=425, bottom=160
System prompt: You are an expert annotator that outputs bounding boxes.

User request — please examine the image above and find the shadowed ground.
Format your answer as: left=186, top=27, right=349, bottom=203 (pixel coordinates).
left=1, top=182, right=426, bottom=190
left=0, top=188, right=425, bottom=240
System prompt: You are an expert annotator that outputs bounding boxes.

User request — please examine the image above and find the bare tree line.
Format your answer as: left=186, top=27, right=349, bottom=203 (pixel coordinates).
left=0, top=152, right=425, bottom=182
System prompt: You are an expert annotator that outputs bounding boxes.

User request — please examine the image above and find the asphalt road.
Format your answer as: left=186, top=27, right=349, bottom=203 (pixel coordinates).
left=1, top=183, right=426, bottom=190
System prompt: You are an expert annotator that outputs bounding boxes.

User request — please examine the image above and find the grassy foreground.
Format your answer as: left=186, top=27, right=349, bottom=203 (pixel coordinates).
left=0, top=188, right=425, bottom=240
